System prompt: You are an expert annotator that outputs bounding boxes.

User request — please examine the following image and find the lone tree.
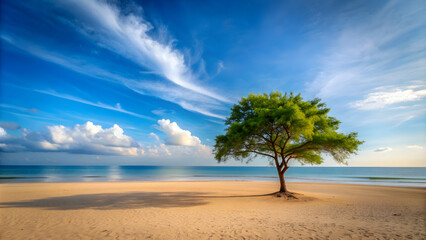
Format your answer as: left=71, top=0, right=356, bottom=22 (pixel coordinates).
left=214, top=92, right=363, bottom=197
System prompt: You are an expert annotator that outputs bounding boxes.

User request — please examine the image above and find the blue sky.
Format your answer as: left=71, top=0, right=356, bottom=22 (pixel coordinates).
left=0, top=0, right=425, bottom=166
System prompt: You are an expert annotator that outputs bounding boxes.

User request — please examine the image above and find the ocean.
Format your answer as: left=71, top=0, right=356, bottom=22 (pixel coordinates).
left=0, top=166, right=425, bottom=187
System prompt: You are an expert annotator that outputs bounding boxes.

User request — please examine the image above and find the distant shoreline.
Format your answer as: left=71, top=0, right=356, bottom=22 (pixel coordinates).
left=2, top=165, right=426, bottom=167
left=1, top=180, right=425, bottom=190
left=1, top=165, right=425, bottom=187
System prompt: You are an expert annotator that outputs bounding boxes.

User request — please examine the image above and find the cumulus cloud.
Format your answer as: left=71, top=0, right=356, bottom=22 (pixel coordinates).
left=0, top=122, right=142, bottom=156
left=145, top=143, right=211, bottom=158
left=407, top=145, right=424, bottom=150
left=156, top=119, right=202, bottom=146
left=0, top=121, right=212, bottom=159
left=0, top=127, right=7, bottom=137
left=148, top=119, right=211, bottom=157
left=0, top=122, right=21, bottom=130
left=374, top=147, right=392, bottom=153
left=352, top=87, right=426, bottom=110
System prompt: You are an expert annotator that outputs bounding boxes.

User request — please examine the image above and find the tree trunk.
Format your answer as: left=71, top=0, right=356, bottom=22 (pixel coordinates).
left=275, top=162, right=289, bottom=193
left=274, top=157, right=292, bottom=196
left=278, top=171, right=287, bottom=193
left=274, top=160, right=295, bottom=198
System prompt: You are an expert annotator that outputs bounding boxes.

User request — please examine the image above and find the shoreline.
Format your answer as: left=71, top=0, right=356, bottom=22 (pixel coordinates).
left=1, top=181, right=425, bottom=239
left=1, top=179, right=425, bottom=188
left=2, top=166, right=425, bottom=188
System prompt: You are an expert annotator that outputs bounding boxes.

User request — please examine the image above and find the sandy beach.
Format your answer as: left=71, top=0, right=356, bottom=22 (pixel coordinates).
left=0, top=181, right=425, bottom=239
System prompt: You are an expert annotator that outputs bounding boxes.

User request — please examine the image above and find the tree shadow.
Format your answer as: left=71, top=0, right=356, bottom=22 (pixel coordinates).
left=0, top=191, right=308, bottom=211
left=0, top=192, right=209, bottom=210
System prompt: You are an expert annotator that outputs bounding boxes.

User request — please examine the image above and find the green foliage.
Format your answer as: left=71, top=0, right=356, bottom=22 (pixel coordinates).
left=214, top=91, right=363, bottom=167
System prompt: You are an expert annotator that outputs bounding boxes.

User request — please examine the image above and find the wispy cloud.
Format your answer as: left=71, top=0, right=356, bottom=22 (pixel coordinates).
left=374, top=147, right=392, bottom=153
left=0, top=104, right=56, bottom=121
left=152, top=109, right=175, bottom=116
left=393, top=115, right=416, bottom=127
left=0, top=103, right=38, bottom=113
left=0, top=34, right=125, bottom=85
left=407, top=145, right=424, bottom=150
left=215, top=61, right=225, bottom=76
left=0, top=122, right=21, bottom=130
left=33, top=89, right=154, bottom=120
left=54, top=0, right=230, bottom=102
left=307, top=1, right=426, bottom=100
left=352, top=105, right=426, bottom=128
left=149, top=132, right=160, bottom=142
left=2, top=34, right=226, bottom=119
left=124, top=80, right=227, bottom=119
left=1, top=0, right=230, bottom=119
left=352, top=86, right=426, bottom=110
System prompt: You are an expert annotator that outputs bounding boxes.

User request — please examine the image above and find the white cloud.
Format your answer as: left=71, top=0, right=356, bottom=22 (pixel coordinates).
left=152, top=109, right=175, bottom=116
left=0, top=122, right=142, bottom=156
left=393, top=114, right=415, bottom=127
left=407, top=145, right=424, bottom=150
left=0, top=103, right=71, bottom=123
left=145, top=143, right=171, bottom=157
left=124, top=79, right=227, bottom=119
left=352, top=87, right=426, bottom=110
left=307, top=1, right=426, bottom=99
left=34, top=89, right=154, bottom=120
left=0, top=34, right=127, bottom=85
left=145, top=143, right=211, bottom=159
left=0, top=127, right=7, bottom=137
left=1, top=0, right=230, bottom=119
left=216, top=61, right=225, bottom=74
left=54, top=0, right=229, bottom=103
left=0, top=103, right=40, bottom=115
left=177, top=101, right=226, bottom=119
left=0, top=121, right=212, bottom=159
left=149, top=132, right=160, bottom=142
left=374, top=147, right=392, bottom=153
left=348, top=146, right=426, bottom=167
left=156, top=119, right=202, bottom=146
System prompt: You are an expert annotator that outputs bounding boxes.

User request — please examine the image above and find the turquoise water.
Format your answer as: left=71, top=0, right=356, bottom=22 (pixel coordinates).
left=0, top=166, right=425, bottom=187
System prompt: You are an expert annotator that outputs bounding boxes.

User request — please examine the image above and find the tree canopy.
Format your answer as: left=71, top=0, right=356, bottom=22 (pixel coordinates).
left=214, top=91, right=363, bottom=194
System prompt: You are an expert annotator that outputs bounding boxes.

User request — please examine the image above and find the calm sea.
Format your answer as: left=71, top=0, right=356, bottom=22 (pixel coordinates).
left=0, top=166, right=425, bottom=187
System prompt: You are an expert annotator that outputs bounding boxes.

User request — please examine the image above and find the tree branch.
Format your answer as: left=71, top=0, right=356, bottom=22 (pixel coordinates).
left=271, top=122, right=279, bottom=144
left=235, top=150, right=275, bottom=159
left=281, top=127, right=291, bottom=150
left=284, top=141, right=312, bottom=155
left=286, top=156, right=296, bottom=165
left=279, top=154, right=287, bottom=169
left=254, top=134, right=274, bottom=152
left=255, top=133, right=271, bottom=144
